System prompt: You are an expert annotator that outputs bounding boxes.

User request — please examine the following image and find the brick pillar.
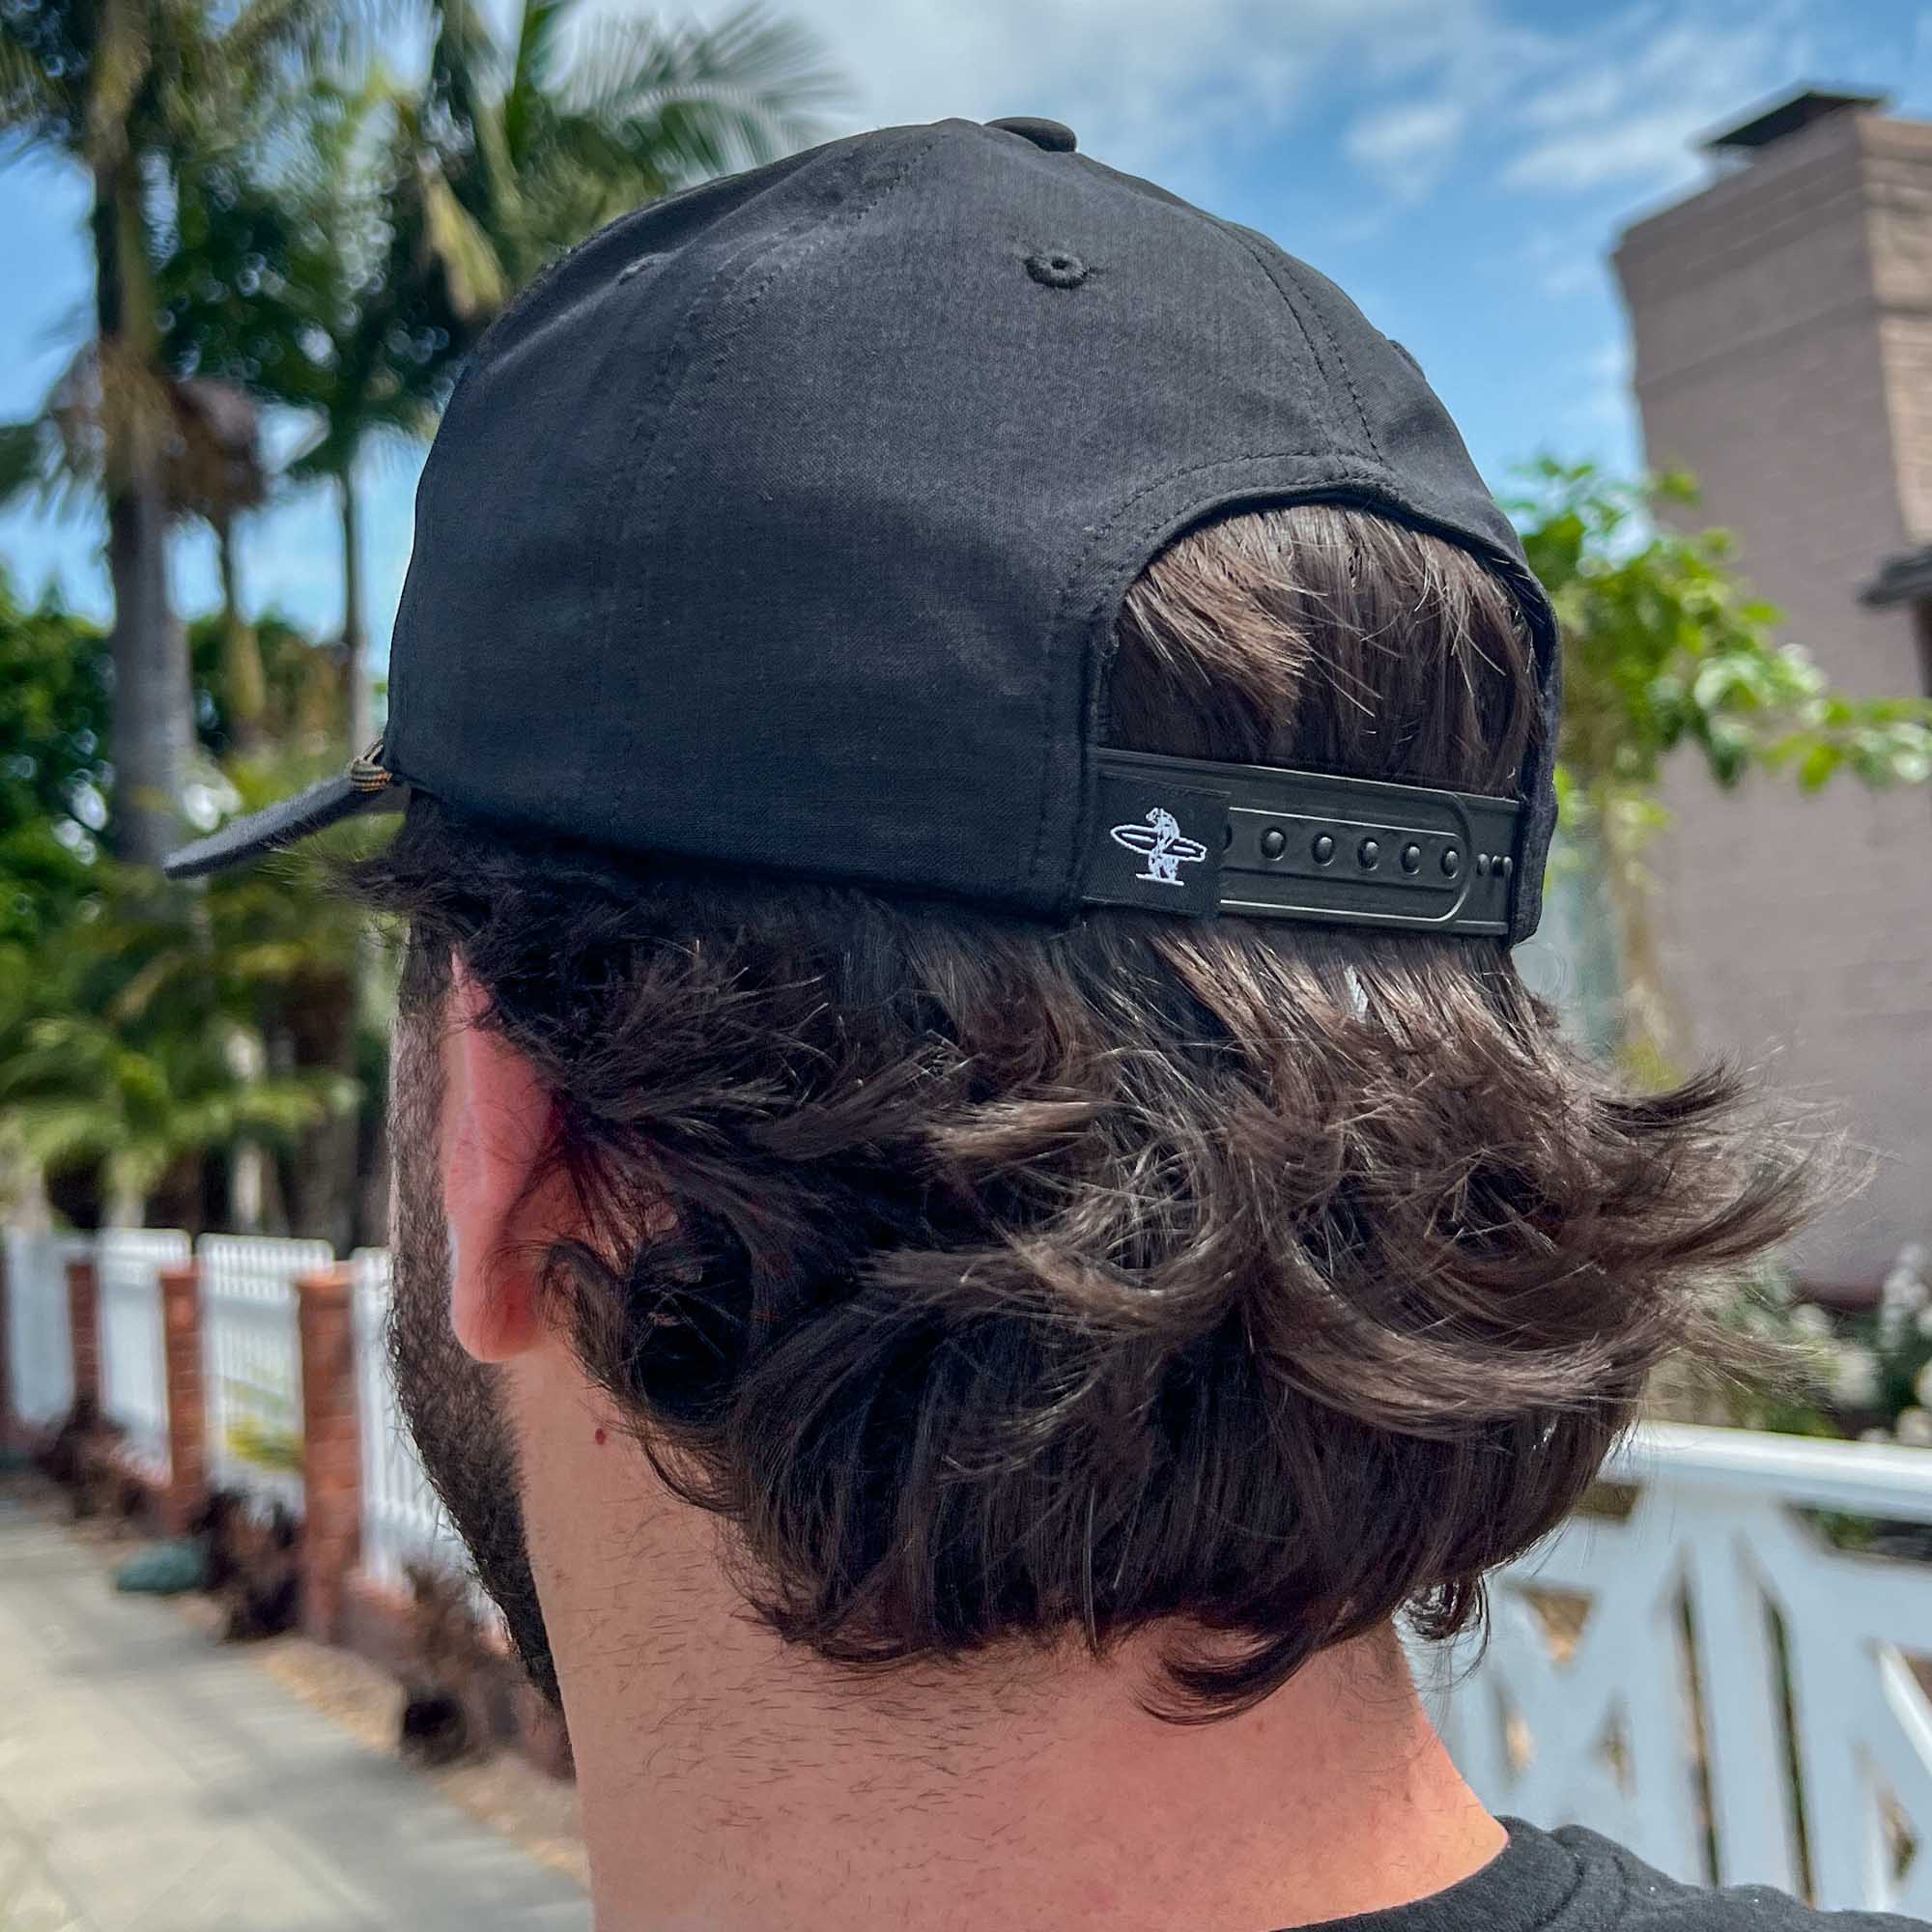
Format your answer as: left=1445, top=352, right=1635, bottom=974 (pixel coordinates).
left=297, top=1264, right=362, bottom=1644
left=66, top=1256, right=99, bottom=1414
left=157, top=1264, right=206, bottom=1535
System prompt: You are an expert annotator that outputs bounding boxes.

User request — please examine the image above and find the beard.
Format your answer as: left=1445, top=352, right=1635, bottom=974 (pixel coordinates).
left=387, top=944, right=560, bottom=1705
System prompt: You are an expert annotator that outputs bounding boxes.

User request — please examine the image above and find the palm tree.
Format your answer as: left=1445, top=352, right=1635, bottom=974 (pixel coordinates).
left=0, top=0, right=349, bottom=866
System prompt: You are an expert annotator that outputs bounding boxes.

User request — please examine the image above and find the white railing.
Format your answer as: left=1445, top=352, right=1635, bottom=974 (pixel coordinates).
left=197, top=1233, right=330, bottom=1516
left=351, top=1247, right=470, bottom=1589
left=3, top=1228, right=85, bottom=1427
left=96, top=1228, right=189, bottom=1481
left=1429, top=1421, right=1932, bottom=1914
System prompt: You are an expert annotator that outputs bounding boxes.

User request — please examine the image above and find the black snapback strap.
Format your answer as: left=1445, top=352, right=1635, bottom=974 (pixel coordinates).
left=1083, top=748, right=1521, bottom=936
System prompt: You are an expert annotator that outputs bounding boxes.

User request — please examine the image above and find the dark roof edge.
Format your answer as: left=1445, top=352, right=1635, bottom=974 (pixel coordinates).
left=1861, top=544, right=1932, bottom=609
left=1697, top=86, right=1889, bottom=154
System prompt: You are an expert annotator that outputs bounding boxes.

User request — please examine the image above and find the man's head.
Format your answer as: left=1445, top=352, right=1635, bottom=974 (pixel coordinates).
left=359, top=497, right=1806, bottom=1725
left=164, top=115, right=1812, bottom=1730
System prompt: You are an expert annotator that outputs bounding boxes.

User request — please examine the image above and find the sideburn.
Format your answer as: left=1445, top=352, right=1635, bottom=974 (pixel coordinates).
left=388, top=936, right=561, bottom=1707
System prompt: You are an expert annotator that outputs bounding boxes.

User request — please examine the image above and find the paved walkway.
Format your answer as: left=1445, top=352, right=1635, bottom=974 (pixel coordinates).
left=0, top=1492, right=592, bottom=1931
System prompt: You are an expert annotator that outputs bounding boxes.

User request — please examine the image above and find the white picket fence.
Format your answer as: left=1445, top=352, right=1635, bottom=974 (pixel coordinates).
left=351, top=1246, right=469, bottom=1588
left=96, top=1228, right=189, bottom=1482
left=1429, top=1422, right=1932, bottom=1912
left=3, top=1228, right=82, bottom=1427
left=198, top=1234, right=330, bottom=1518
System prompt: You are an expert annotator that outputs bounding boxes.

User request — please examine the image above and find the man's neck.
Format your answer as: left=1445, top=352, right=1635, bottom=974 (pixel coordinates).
left=563, top=1608, right=1500, bottom=1932
left=513, top=1357, right=1503, bottom=1932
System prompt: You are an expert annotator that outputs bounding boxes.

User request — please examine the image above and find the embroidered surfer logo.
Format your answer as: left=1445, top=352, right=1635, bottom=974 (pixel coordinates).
left=1109, top=806, right=1208, bottom=886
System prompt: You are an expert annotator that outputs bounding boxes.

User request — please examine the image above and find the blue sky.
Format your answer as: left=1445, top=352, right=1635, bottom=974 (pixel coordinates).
left=4, top=0, right=1930, bottom=663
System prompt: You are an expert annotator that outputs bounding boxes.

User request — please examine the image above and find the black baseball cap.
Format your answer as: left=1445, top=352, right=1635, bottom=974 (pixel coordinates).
left=165, top=114, right=1560, bottom=942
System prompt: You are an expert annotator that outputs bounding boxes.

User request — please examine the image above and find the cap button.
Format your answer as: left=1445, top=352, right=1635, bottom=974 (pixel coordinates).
left=986, top=116, right=1077, bottom=153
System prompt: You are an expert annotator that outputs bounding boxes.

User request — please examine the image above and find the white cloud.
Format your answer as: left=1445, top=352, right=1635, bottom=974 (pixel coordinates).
left=1345, top=98, right=1469, bottom=197
left=585, top=0, right=1492, bottom=196
left=1327, top=0, right=1818, bottom=207
left=1499, top=13, right=1802, bottom=195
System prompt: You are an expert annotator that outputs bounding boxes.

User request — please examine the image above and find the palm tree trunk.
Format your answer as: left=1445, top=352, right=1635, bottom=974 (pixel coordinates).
left=216, top=516, right=270, bottom=756
left=106, top=474, right=189, bottom=867
left=340, top=464, right=373, bottom=753
left=314, top=461, right=375, bottom=1250
left=96, top=164, right=191, bottom=869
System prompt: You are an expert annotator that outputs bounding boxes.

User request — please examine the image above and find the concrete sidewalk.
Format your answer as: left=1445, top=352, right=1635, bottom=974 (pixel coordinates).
left=0, top=1492, right=592, bottom=1931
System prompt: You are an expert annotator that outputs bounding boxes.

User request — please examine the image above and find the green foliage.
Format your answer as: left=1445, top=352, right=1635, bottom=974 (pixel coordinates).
left=0, top=575, right=107, bottom=824
left=1518, top=460, right=1932, bottom=822
left=0, top=563, right=377, bottom=1223
left=226, top=1415, right=303, bottom=1473
left=1515, top=460, right=1932, bottom=1076
left=0, top=852, right=363, bottom=1214
left=187, top=607, right=347, bottom=759
left=0, top=572, right=109, bottom=941
left=242, top=2, right=847, bottom=495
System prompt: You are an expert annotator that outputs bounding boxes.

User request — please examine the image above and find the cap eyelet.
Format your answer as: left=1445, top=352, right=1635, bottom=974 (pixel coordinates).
left=348, top=738, right=392, bottom=792
left=1025, top=249, right=1089, bottom=290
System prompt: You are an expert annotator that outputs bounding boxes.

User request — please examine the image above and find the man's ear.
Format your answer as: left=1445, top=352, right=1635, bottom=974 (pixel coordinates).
left=442, top=954, right=558, bottom=1364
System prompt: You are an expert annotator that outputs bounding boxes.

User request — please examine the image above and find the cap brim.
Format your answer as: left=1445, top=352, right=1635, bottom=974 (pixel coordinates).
left=161, top=774, right=404, bottom=881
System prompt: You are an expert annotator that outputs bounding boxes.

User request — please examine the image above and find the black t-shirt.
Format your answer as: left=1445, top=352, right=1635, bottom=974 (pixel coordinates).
left=1271, top=1819, right=1928, bottom=1932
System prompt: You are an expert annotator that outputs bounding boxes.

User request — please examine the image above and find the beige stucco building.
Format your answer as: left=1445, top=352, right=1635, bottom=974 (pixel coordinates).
left=1612, top=89, right=1932, bottom=1291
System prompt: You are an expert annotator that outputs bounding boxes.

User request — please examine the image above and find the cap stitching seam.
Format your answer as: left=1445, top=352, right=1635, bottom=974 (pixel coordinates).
left=1273, top=261, right=1385, bottom=466
left=1087, top=192, right=1369, bottom=469
left=1215, top=227, right=1385, bottom=465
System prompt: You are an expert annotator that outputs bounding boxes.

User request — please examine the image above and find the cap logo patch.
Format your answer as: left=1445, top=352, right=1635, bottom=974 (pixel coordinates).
left=1110, top=806, right=1208, bottom=886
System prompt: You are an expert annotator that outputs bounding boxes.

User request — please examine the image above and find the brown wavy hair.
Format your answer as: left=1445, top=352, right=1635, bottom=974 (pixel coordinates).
left=358, top=501, right=1820, bottom=1721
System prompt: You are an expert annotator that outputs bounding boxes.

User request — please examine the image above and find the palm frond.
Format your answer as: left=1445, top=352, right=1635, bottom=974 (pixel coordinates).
left=421, top=167, right=511, bottom=320
left=219, top=0, right=328, bottom=74
left=0, top=414, right=74, bottom=513
left=216, top=0, right=404, bottom=115
left=504, top=0, right=571, bottom=162
left=563, top=2, right=846, bottom=179
left=10, top=1098, right=122, bottom=1171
